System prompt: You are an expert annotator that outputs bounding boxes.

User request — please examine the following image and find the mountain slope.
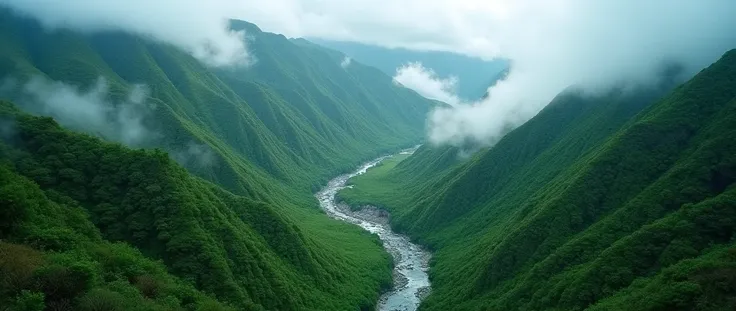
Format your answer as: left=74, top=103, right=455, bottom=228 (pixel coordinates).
left=339, top=50, right=736, bottom=310
left=0, top=161, right=234, bottom=311
left=0, top=9, right=436, bottom=199
left=0, top=7, right=440, bottom=311
left=0, top=101, right=392, bottom=310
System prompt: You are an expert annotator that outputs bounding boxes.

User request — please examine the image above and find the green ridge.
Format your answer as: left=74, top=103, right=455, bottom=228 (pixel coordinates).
left=0, top=6, right=439, bottom=311
left=339, top=50, right=736, bottom=310
left=0, top=102, right=392, bottom=310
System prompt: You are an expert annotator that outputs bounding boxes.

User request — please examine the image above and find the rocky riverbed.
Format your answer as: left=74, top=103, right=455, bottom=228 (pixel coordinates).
left=315, top=150, right=431, bottom=311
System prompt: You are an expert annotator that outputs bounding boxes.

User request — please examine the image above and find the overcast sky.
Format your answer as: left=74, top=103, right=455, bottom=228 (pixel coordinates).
left=2, top=0, right=735, bottom=146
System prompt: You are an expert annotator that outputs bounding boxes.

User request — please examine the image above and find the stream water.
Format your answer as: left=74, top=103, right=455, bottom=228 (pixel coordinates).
left=315, top=149, right=431, bottom=311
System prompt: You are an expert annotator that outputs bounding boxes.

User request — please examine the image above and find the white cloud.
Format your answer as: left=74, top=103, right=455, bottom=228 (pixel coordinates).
left=423, top=0, right=736, bottom=146
left=233, top=0, right=508, bottom=60
left=172, top=141, right=218, bottom=169
left=3, top=0, right=735, bottom=147
left=0, top=0, right=252, bottom=66
left=340, top=56, right=352, bottom=68
left=229, top=0, right=736, bottom=145
left=222, top=0, right=736, bottom=146
left=19, top=76, right=159, bottom=146
left=9, top=75, right=217, bottom=168
left=393, top=62, right=460, bottom=106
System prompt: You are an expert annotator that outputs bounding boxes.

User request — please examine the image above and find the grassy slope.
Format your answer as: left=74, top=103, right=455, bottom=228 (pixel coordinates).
left=338, top=153, right=412, bottom=211
left=339, top=50, right=736, bottom=310
left=0, top=8, right=437, bottom=311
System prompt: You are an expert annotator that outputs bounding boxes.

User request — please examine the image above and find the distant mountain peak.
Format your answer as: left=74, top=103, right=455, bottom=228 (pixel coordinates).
left=229, top=19, right=262, bottom=34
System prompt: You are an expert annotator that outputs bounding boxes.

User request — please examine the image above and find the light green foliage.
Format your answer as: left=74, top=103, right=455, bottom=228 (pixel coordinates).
left=339, top=51, right=736, bottom=310
left=338, top=153, right=412, bottom=211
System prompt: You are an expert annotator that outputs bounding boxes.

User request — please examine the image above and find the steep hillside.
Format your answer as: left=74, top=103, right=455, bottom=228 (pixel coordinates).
left=0, top=101, right=391, bottom=310
left=339, top=50, right=736, bottom=310
left=0, top=6, right=439, bottom=311
left=0, top=8, right=435, bottom=199
left=341, top=80, right=674, bottom=238
left=0, top=163, right=233, bottom=311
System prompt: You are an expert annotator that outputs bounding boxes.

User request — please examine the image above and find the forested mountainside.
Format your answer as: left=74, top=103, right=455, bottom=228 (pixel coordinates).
left=339, top=50, right=736, bottom=310
left=0, top=8, right=437, bottom=201
left=0, top=102, right=393, bottom=311
left=0, top=6, right=438, bottom=311
left=306, top=38, right=508, bottom=100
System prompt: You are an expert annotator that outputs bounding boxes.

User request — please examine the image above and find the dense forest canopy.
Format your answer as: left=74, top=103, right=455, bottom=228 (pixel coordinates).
left=339, top=50, right=736, bottom=310
left=2, top=1, right=736, bottom=311
left=0, top=6, right=440, bottom=311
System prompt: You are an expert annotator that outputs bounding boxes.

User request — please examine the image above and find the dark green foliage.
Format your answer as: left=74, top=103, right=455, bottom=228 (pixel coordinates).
left=6, top=290, right=45, bottom=311
left=0, top=175, right=29, bottom=236
left=77, top=289, right=129, bottom=311
left=0, top=164, right=232, bottom=311
left=0, top=103, right=392, bottom=310
left=589, top=244, right=736, bottom=311
left=0, top=243, right=43, bottom=299
left=339, top=51, right=736, bottom=310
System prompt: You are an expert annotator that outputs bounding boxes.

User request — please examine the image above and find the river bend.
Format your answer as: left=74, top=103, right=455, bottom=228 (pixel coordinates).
left=315, top=150, right=431, bottom=311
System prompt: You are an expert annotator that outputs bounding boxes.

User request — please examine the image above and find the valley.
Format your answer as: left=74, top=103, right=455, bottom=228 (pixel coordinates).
left=317, top=147, right=430, bottom=311
left=338, top=50, right=736, bottom=310
left=1, top=2, right=736, bottom=311
left=0, top=7, right=434, bottom=311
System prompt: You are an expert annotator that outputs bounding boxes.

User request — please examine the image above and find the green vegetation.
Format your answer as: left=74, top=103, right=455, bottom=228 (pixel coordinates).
left=0, top=7, right=439, bottom=311
left=338, top=153, right=411, bottom=211
left=0, top=115, right=233, bottom=310
left=0, top=8, right=437, bottom=200
left=0, top=102, right=392, bottom=310
left=4, top=3, right=734, bottom=310
left=339, top=50, right=736, bottom=310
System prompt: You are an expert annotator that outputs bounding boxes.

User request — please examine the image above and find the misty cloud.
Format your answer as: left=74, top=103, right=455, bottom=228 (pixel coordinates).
left=0, top=117, right=16, bottom=140
left=230, top=0, right=506, bottom=60
left=0, top=77, right=17, bottom=94
left=172, top=141, right=218, bottom=169
left=340, top=56, right=352, bottom=69
left=3, top=0, right=735, bottom=148
left=425, top=0, right=736, bottom=146
left=19, top=76, right=159, bottom=146
left=393, top=62, right=460, bottom=106
left=200, top=0, right=736, bottom=147
left=7, top=75, right=218, bottom=170
left=0, top=0, right=253, bottom=67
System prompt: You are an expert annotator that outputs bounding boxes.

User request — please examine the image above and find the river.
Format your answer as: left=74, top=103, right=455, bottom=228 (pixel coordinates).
left=315, top=148, right=431, bottom=311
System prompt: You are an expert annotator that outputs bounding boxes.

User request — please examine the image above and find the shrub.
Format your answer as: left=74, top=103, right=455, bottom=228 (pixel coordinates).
left=33, top=264, right=94, bottom=302
left=7, top=290, right=45, bottom=311
left=133, top=274, right=161, bottom=298
left=0, top=242, right=43, bottom=294
left=77, top=289, right=127, bottom=311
